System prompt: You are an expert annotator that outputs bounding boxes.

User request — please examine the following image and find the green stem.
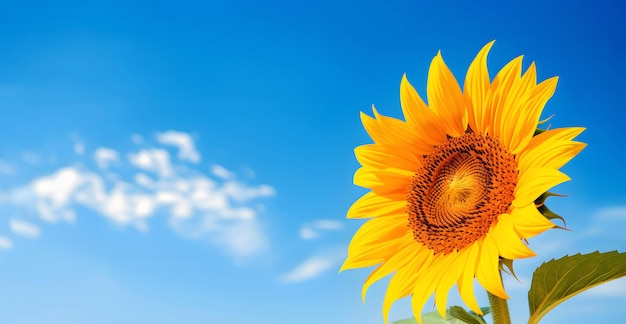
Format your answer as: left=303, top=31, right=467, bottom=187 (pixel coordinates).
left=487, top=289, right=511, bottom=324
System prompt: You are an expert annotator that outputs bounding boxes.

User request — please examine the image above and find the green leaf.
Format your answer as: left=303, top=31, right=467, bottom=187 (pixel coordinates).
left=472, top=307, right=491, bottom=318
left=537, top=114, right=555, bottom=126
left=537, top=204, right=567, bottom=228
left=528, top=250, right=626, bottom=324
left=449, top=306, right=486, bottom=324
left=390, top=319, right=418, bottom=324
left=392, top=307, right=490, bottom=324
left=500, top=258, right=519, bottom=281
left=534, top=191, right=567, bottom=206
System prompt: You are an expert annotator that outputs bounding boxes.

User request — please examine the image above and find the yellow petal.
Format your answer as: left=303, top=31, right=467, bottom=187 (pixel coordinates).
left=410, top=253, right=449, bottom=324
left=362, top=245, right=426, bottom=302
left=509, top=76, right=560, bottom=154
left=435, top=250, right=469, bottom=318
left=400, top=74, right=447, bottom=146
left=513, top=167, right=570, bottom=208
left=383, top=250, right=434, bottom=324
left=361, top=107, right=432, bottom=158
left=487, top=55, right=523, bottom=137
left=347, top=191, right=407, bottom=219
left=353, top=166, right=412, bottom=195
left=347, top=214, right=409, bottom=251
left=511, top=203, right=555, bottom=239
left=522, top=127, right=585, bottom=153
left=521, top=141, right=586, bottom=175
left=457, top=242, right=482, bottom=314
left=475, top=235, right=508, bottom=299
left=491, top=213, right=536, bottom=259
left=355, top=144, right=422, bottom=172
left=464, top=40, right=494, bottom=135
left=517, top=127, right=586, bottom=174
left=427, top=51, right=468, bottom=137
left=344, top=215, right=411, bottom=270
left=343, top=231, right=413, bottom=271
left=500, top=62, right=538, bottom=154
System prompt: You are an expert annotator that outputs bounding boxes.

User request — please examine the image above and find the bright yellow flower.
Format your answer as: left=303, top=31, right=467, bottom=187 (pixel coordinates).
left=341, top=41, right=586, bottom=323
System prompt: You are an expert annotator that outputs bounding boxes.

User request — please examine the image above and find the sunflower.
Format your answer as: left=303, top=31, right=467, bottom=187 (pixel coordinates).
left=341, top=41, right=585, bottom=323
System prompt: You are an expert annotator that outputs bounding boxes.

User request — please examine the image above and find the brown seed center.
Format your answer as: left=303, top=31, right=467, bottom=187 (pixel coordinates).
left=407, top=133, right=517, bottom=254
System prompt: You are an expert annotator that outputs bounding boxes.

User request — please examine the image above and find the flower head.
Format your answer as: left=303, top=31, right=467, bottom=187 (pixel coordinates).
left=341, top=41, right=585, bottom=323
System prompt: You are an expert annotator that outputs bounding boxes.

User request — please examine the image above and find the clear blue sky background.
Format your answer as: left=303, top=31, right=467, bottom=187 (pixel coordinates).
left=0, top=1, right=624, bottom=323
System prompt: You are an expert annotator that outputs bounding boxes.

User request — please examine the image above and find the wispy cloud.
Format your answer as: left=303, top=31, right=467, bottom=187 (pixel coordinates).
left=594, top=206, right=626, bottom=220
left=94, top=147, right=120, bottom=169
left=280, top=248, right=345, bottom=283
left=0, top=236, right=12, bottom=250
left=299, top=227, right=319, bottom=240
left=299, top=219, right=343, bottom=240
left=156, top=130, right=200, bottom=163
left=0, top=131, right=275, bottom=259
left=9, top=218, right=41, bottom=238
left=128, top=149, right=173, bottom=178
left=211, top=164, right=234, bottom=180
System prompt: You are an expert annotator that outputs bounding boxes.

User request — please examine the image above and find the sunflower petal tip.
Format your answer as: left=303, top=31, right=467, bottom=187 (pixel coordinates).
left=436, top=303, right=447, bottom=319
left=339, top=261, right=349, bottom=273
left=361, top=286, right=370, bottom=303
left=545, top=75, right=559, bottom=86
left=414, top=312, right=424, bottom=324
left=481, top=40, right=496, bottom=53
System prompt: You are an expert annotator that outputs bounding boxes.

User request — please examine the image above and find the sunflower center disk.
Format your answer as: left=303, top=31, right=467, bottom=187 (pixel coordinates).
left=407, top=133, right=518, bottom=254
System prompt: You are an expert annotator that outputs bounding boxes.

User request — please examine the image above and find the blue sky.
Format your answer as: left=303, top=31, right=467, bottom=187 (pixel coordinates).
left=0, top=1, right=624, bottom=323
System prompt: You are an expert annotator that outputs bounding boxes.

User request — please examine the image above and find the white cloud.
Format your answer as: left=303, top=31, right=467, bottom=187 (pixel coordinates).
left=156, top=131, right=200, bottom=163
left=94, top=147, right=120, bottom=169
left=280, top=250, right=345, bottom=283
left=31, top=167, right=88, bottom=222
left=128, top=149, right=173, bottom=178
left=0, top=131, right=275, bottom=259
left=299, top=227, right=319, bottom=240
left=211, top=164, right=234, bottom=180
left=9, top=218, right=41, bottom=238
left=221, top=181, right=275, bottom=202
left=299, top=219, right=343, bottom=240
left=217, top=220, right=269, bottom=257
left=595, top=206, right=626, bottom=220
left=0, top=160, right=15, bottom=175
left=0, top=236, right=12, bottom=250
left=134, top=173, right=155, bottom=189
